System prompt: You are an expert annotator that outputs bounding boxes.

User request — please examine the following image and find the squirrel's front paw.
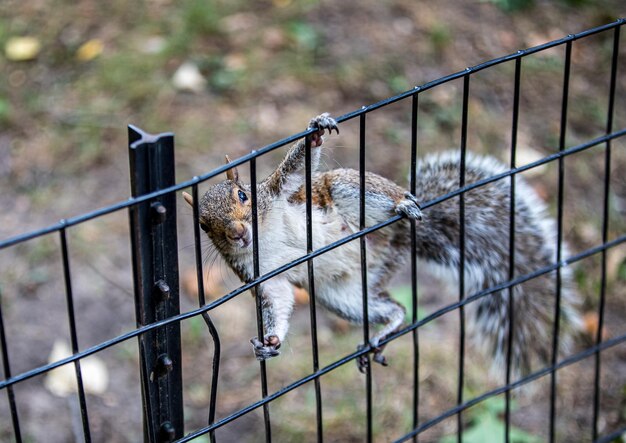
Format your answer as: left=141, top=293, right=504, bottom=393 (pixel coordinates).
left=395, top=192, right=423, bottom=220
left=307, top=113, right=339, bottom=147
left=250, top=335, right=281, bottom=361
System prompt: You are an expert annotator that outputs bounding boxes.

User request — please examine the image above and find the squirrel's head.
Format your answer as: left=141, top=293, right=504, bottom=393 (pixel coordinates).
left=183, top=156, right=253, bottom=252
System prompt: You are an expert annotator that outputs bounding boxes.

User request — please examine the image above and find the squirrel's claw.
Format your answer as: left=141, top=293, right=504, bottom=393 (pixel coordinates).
left=356, top=343, right=389, bottom=373
left=396, top=192, right=423, bottom=220
left=356, top=344, right=369, bottom=373
left=250, top=335, right=281, bottom=361
left=373, top=351, right=388, bottom=366
left=308, top=113, right=339, bottom=135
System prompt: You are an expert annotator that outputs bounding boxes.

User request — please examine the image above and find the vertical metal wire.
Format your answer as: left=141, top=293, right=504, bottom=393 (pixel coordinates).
left=127, top=204, right=156, bottom=440
left=0, top=288, right=22, bottom=443
left=359, top=112, right=373, bottom=443
left=505, top=57, right=522, bottom=443
left=250, top=156, right=272, bottom=443
left=409, top=91, right=420, bottom=442
left=305, top=135, right=324, bottom=442
left=59, top=225, right=92, bottom=443
left=457, top=74, right=470, bottom=443
left=592, top=24, right=620, bottom=442
left=549, top=40, right=571, bottom=443
left=191, top=182, right=222, bottom=443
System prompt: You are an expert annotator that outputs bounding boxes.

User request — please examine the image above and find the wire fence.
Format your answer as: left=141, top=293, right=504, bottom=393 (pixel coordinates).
left=1, top=18, right=625, bottom=443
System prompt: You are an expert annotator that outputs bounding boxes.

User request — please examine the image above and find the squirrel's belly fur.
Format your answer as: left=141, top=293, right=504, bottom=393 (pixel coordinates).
left=192, top=113, right=582, bottom=375
left=258, top=151, right=581, bottom=374
left=258, top=195, right=379, bottom=324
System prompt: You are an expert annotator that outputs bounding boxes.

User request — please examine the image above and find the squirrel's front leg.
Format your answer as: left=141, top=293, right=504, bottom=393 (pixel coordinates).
left=307, top=112, right=339, bottom=148
left=250, top=276, right=295, bottom=360
left=264, top=113, right=339, bottom=197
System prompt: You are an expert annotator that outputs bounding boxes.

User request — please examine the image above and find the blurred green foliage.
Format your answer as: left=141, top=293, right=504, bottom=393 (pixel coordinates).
left=440, top=397, right=542, bottom=443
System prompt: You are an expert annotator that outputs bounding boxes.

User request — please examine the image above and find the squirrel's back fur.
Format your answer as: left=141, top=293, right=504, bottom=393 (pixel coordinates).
left=191, top=113, right=581, bottom=375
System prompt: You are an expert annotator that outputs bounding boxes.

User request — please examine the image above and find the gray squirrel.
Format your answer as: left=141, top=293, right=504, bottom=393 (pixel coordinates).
left=182, top=113, right=581, bottom=375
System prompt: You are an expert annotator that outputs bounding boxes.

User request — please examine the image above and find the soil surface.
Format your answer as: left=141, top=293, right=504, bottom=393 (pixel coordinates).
left=0, top=1, right=625, bottom=442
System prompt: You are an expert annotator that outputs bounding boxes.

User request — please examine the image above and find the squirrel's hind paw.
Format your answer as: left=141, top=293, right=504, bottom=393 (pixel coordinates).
left=250, top=335, right=281, bottom=361
left=395, top=193, right=422, bottom=220
left=356, top=343, right=389, bottom=373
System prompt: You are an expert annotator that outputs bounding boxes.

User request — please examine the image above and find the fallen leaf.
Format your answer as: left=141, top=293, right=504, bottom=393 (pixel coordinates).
left=44, top=340, right=109, bottom=397
left=172, top=61, right=206, bottom=93
left=76, top=39, right=103, bottom=62
left=582, top=312, right=610, bottom=341
left=5, top=36, right=41, bottom=61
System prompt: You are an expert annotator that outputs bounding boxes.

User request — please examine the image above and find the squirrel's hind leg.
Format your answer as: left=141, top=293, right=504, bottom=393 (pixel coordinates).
left=357, top=291, right=405, bottom=373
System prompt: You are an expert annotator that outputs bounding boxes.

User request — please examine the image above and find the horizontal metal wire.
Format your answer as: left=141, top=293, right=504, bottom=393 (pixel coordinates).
left=1, top=118, right=623, bottom=254
left=595, top=426, right=626, bottom=443
left=0, top=19, right=624, bottom=442
left=1, top=125, right=625, bottom=389
left=1, top=18, right=623, bottom=252
left=179, top=328, right=626, bottom=442
left=3, top=219, right=624, bottom=396
left=393, top=332, right=626, bottom=443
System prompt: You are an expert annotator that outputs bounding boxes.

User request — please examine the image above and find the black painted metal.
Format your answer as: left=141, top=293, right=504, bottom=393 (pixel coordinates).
left=410, top=93, right=420, bottom=443
left=0, top=19, right=624, bottom=443
left=505, top=56, right=522, bottom=443
left=250, top=156, right=272, bottom=443
left=128, top=125, right=184, bottom=442
left=0, top=287, right=21, bottom=443
left=456, top=74, right=470, bottom=443
left=359, top=112, right=374, bottom=443
left=191, top=182, right=221, bottom=443
left=59, top=227, right=92, bottom=443
left=593, top=24, right=621, bottom=442
left=305, top=134, right=324, bottom=443
left=549, top=40, right=571, bottom=443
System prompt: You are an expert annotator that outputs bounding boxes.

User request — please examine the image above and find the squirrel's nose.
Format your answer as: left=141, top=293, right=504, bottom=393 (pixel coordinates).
left=227, top=222, right=247, bottom=241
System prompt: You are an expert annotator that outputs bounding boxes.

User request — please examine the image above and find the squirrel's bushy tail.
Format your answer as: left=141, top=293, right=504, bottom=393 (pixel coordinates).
left=412, top=151, right=583, bottom=377
left=471, top=267, right=582, bottom=377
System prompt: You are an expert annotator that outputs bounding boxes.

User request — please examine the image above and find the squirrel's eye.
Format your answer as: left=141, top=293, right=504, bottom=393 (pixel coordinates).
left=238, top=190, right=248, bottom=203
left=200, top=223, right=209, bottom=233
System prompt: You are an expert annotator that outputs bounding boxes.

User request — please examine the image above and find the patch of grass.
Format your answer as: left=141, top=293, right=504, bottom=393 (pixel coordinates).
left=440, top=397, right=542, bottom=443
left=165, top=0, right=224, bottom=58
left=389, top=75, right=410, bottom=95
left=89, top=51, right=165, bottom=107
left=390, top=285, right=428, bottom=323
left=0, top=96, right=10, bottom=125
left=485, top=0, right=535, bottom=12
left=429, top=22, right=453, bottom=53
left=182, top=315, right=209, bottom=348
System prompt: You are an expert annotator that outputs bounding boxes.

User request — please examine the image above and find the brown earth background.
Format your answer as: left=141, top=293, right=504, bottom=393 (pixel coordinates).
left=0, top=0, right=625, bottom=442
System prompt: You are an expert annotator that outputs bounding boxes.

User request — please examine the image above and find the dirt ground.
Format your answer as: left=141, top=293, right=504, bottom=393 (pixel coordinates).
left=1, top=0, right=625, bottom=442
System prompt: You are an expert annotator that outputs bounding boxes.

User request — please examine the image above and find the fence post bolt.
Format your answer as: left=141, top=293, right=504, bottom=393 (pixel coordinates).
left=158, top=421, right=176, bottom=442
left=154, top=280, right=170, bottom=301
left=151, top=202, right=167, bottom=225
left=156, top=354, right=174, bottom=377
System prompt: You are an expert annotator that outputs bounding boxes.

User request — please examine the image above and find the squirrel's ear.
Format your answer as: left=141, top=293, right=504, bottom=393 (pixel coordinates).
left=182, top=191, right=194, bottom=207
left=224, top=155, right=239, bottom=182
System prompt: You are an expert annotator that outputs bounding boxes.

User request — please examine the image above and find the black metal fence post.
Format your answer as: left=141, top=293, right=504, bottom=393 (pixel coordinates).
left=128, top=125, right=184, bottom=442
